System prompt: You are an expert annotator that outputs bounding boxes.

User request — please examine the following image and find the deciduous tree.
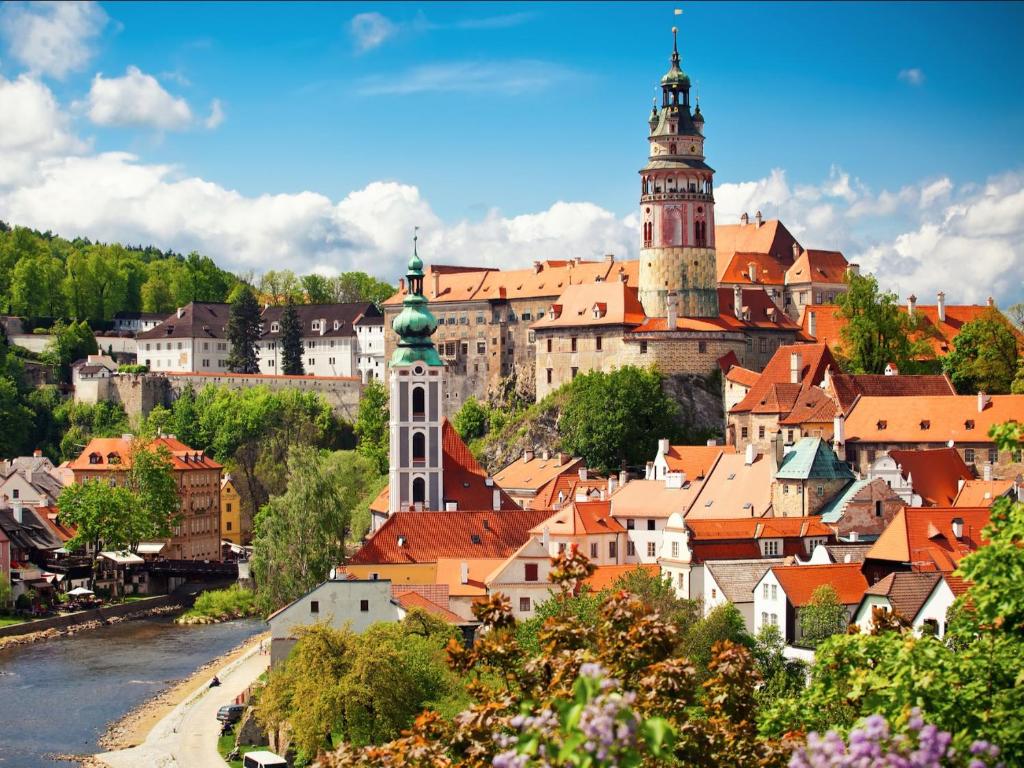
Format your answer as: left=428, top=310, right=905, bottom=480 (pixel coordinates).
left=354, top=379, right=388, bottom=474
left=941, top=307, right=1022, bottom=394
left=798, top=584, right=849, bottom=648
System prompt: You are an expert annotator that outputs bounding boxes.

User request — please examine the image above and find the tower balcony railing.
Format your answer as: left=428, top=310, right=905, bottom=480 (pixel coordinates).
left=640, top=191, right=713, bottom=204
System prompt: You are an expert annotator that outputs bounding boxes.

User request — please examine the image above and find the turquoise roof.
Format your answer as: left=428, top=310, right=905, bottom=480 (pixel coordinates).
left=819, top=479, right=869, bottom=524
left=390, top=239, right=442, bottom=367
left=774, top=437, right=856, bottom=482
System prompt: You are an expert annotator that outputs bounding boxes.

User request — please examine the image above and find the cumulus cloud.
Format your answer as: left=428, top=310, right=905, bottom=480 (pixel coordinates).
left=350, top=12, right=396, bottom=52
left=204, top=98, right=225, bottom=129
left=82, top=66, right=194, bottom=130
left=899, top=67, right=925, bottom=86
left=357, top=59, right=572, bottom=95
left=0, top=1, right=107, bottom=79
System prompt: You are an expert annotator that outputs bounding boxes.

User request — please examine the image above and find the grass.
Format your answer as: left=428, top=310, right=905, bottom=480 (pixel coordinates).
left=0, top=616, right=27, bottom=628
left=219, top=733, right=276, bottom=768
left=179, top=585, right=258, bottom=624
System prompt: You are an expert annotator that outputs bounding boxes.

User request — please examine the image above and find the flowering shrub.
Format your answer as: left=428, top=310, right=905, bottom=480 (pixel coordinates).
left=790, top=711, right=1004, bottom=768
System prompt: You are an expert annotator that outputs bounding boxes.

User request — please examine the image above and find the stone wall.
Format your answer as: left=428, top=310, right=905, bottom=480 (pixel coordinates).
left=0, top=593, right=182, bottom=639
left=638, top=245, right=718, bottom=318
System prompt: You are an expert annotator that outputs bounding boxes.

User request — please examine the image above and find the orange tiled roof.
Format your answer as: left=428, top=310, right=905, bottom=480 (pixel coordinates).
left=887, top=448, right=973, bottom=507
left=714, top=219, right=800, bottom=281
left=779, top=383, right=837, bottom=425
left=664, top=445, right=735, bottom=479
left=530, top=473, right=607, bottom=511
left=785, top=249, right=849, bottom=285
left=610, top=478, right=704, bottom=519
left=351, top=509, right=552, bottom=565
left=866, top=506, right=989, bottom=571
left=493, top=454, right=582, bottom=494
left=67, top=436, right=222, bottom=472
left=770, top=563, right=868, bottom=606
left=687, top=516, right=833, bottom=541
left=953, top=479, right=1015, bottom=507
left=731, top=343, right=837, bottom=414
left=628, top=288, right=802, bottom=336
left=393, top=590, right=465, bottom=623
left=825, top=369, right=956, bottom=413
left=584, top=563, right=661, bottom=591
left=844, top=395, right=1024, bottom=444
left=720, top=252, right=788, bottom=286
left=36, top=506, right=76, bottom=542
left=530, top=500, right=624, bottom=537
left=531, top=281, right=647, bottom=330
left=725, top=365, right=760, bottom=388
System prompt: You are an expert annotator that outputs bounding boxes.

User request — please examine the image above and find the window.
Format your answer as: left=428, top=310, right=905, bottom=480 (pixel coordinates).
left=571, top=367, right=578, bottom=379
left=226, top=521, right=232, bottom=531
left=741, top=427, right=748, bottom=439
left=988, top=448, right=998, bottom=464
left=764, top=540, right=780, bottom=556
left=525, top=563, right=538, bottom=582
left=670, top=541, right=679, bottom=558
left=783, top=484, right=789, bottom=495
left=590, top=542, right=598, bottom=559
left=771, top=584, right=777, bottom=600
left=627, top=541, right=636, bottom=556
left=519, top=597, right=532, bottom=613
left=558, top=542, right=567, bottom=553
left=476, top=314, right=485, bottom=324
left=570, top=337, right=578, bottom=352
left=875, top=500, right=883, bottom=517
left=626, top=519, right=635, bottom=530
left=12, top=489, right=18, bottom=499
left=310, top=600, right=319, bottom=614
left=678, top=573, right=684, bottom=588
left=360, top=600, right=369, bottom=612
left=770, top=613, right=778, bottom=626
left=647, top=519, right=655, bottom=531
left=646, top=542, right=656, bottom=558
left=546, top=369, right=553, bottom=384
left=412, top=432, right=426, bottom=464
left=609, top=541, right=617, bottom=559
left=698, top=341, right=707, bottom=353
left=412, top=477, right=426, bottom=504
left=639, top=341, right=648, bottom=354
left=711, top=588, right=717, bottom=599
left=965, top=448, right=975, bottom=463
left=761, top=611, right=768, bottom=626
left=787, top=430, right=794, bottom=443
left=546, top=338, right=552, bottom=353
left=759, top=338, right=768, bottom=353
left=763, top=584, right=769, bottom=599
left=816, top=485, right=824, bottom=497
left=477, top=341, right=486, bottom=354
left=412, top=386, right=425, bottom=417
left=758, top=425, right=766, bottom=439
left=595, top=336, right=602, bottom=351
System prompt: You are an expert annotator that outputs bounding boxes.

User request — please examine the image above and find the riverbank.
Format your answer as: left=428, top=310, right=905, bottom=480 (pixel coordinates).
left=0, top=600, right=183, bottom=650
left=98, top=630, right=269, bottom=752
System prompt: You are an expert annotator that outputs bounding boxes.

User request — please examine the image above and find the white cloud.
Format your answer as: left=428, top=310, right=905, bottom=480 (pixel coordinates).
left=899, top=67, right=925, bottom=86
left=204, top=98, right=225, bottom=129
left=357, top=59, right=572, bottom=95
left=82, top=66, right=194, bottom=130
left=0, top=1, right=107, bottom=79
left=350, top=12, right=396, bottom=52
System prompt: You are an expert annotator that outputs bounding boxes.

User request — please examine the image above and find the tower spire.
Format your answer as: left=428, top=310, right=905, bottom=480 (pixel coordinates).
left=672, top=25, right=679, bottom=64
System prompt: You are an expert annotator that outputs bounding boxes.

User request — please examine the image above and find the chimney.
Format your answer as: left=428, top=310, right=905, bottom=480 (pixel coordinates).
left=608, top=476, right=617, bottom=496
left=833, top=413, right=846, bottom=446
left=957, top=477, right=966, bottom=493
left=33, top=449, right=42, bottom=458
left=665, top=472, right=684, bottom=489
left=578, top=467, right=589, bottom=481
left=533, top=261, right=542, bottom=274
left=884, top=362, right=899, bottom=376
left=847, top=263, right=860, bottom=277
left=936, top=291, right=946, bottom=323
left=978, top=391, right=990, bottom=413
left=658, top=438, right=670, bottom=457
left=987, top=296, right=994, bottom=307
left=983, top=463, right=993, bottom=482
left=790, top=352, right=801, bottom=384
left=808, top=310, right=817, bottom=338
left=907, top=294, right=917, bottom=317
left=792, top=242, right=802, bottom=259
left=176, top=307, right=184, bottom=319
left=951, top=517, right=964, bottom=539
left=542, top=526, right=550, bottom=549
left=666, top=291, right=677, bottom=329
left=320, top=318, right=327, bottom=337
left=645, top=461, right=655, bottom=478
left=772, top=431, right=785, bottom=471
left=460, top=561, right=469, bottom=585
left=557, top=452, right=567, bottom=466
left=733, top=285, right=743, bottom=318
left=619, top=470, right=628, bottom=488
left=740, top=212, right=749, bottom=226
left=755, top=210, right=763, bottom=228
left=492, top=489, right=501, bottom=511
left=14, top=506, right=23, bottom=524
left=523, top=449, right=534, bottom=463
left=744, top=443, right=757, bottom=465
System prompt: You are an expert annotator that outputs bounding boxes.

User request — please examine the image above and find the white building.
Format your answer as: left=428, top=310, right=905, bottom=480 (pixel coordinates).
left=0, top=452, right=65, bottom=507
left=753, top=563, right=867, bottom=646
left=355, top=312, right=385, bottom=382
left=256, top=302, right=382, bottom=378
left=137, top=303, right=232, bottom=373
left=852, top=572, right=965, bottom=638
left=112, top=311, right=166, bottom=334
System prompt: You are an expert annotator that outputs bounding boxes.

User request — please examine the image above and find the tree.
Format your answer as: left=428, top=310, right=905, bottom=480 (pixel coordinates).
left=279, top=297, right=304, bottom=376
left=249, top=447, right=380, bottom=614
left=258, top=269, right=302, bottom=305
left=558, top=366, right=680, bottom=473
left=125, top=442, right=182, bottom=540
left=834, top=272, right=932, bottom=374
left=330, top=272, right=396, bottom=306
left=453, top=396, right=489, bottom=441
left=799, top=584, right=849, bottom=648
left=678, top=601, right=753, bottom=677
left=226, top=285, right=261, bottom=373
left=354, top=379, right=389, bottom=474
left=140, top=263, right=176, bottom=314
left=942, top=307, right=1022, bottom=394
left=42, top=320, right=98, bottom=383
left=1013, top=357, right=1024, bottom=394
left=1006, top=302, right=1024, bottom=332
left=0, top=377, right=33, bottom=458
left=301, top=273, right=333, bottom=304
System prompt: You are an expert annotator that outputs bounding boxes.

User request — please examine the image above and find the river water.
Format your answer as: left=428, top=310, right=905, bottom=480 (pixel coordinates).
left=0, top=616, right=264, bottom=767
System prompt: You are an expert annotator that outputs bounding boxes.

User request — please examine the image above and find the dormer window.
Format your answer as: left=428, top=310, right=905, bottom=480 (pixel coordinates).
left=311, top=321, right=321, bottom=331
left=876, top=420, right=887, bottom=430
left=965, top=420, right=975, bottom=430
left=89, top=452, right=102, bottom=465
left=550, top=304, right=562, bottom=319
left=920, top=420, right=931, bottom=430
left=106, top=452, right=121, bottom=465
left=333, top=320, right=340, bottom=331
left=592, top=302, right=607, bottom=319
left=271, top=322, right=279, bottom=333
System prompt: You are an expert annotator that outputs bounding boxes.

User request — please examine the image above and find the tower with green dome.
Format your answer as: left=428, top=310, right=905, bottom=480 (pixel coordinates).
left=385, top=234, right=446, bottom=521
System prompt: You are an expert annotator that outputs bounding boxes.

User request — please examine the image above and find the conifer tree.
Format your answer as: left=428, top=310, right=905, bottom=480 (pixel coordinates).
left=279, top=297, right=304, bottom=375
left=227, top=285, right=261, bottom=374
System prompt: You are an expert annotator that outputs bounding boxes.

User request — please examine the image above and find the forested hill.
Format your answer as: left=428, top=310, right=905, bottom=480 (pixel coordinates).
left=0, top=221, right=395, bottom=326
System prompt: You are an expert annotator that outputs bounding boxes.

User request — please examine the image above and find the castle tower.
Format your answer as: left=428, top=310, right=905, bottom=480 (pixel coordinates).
left=638, top=26, right=719, bottom=319
left=388, top=236, right=446, bottom=515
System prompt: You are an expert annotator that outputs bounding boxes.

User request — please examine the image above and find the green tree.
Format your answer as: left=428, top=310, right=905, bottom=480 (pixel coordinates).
left=0, top=377, right=34, bottom=458
left=751, top=625, right=805, bottom=711
left=250, top=447, right=381, bottom=614
left=1013, top=357, right=1024, bottom=394
left=279, top=297, right=304, bottom=376
left=798, top=584, right=849, bottom=648
left=678, top=601, right=752, bottom=678
left=354, top=379, right=389, bottom=474
left=125, top=442, right=182, bottom=539
left=258, top=269, right=302, bottom=305
left=941, top=307, right=1022, bottom=394
left=453, top=396, right=489, bottom=441
left=226, top=285, right=261, bottom=373
left=330, top=272, right=396, bottom=306
left=42, top=320, right=98, bottom=383
left=172, top=252, right=235, bottom=305
left=834, top=272, right=932, bottom=374
left=140, top=261, right=177, bottom=314
left=558, top=366, right=680, bottom=473
left=301, top=273, right=333, bottom=304
left=10, top=252, right=66, bottom=318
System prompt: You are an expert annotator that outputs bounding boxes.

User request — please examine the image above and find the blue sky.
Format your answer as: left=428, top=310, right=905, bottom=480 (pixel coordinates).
left=1, top=2, right=1022, bottom=304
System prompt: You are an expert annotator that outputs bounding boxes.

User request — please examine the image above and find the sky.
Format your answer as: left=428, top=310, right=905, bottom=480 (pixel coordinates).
left=1, top=1, right=1023, bottom=305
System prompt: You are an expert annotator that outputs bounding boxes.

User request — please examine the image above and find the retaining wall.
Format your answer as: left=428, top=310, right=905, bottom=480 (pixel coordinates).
left=0, top=593, right=183, bottom=639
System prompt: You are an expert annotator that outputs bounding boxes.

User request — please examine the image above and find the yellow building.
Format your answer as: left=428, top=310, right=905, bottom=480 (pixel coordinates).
left=220, top=476, right=243, bottom=544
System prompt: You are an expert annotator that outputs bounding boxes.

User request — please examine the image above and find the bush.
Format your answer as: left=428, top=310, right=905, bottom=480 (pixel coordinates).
left=179, top=585, right=258, bottom=624
left=117, top=364, right=149, bottom=374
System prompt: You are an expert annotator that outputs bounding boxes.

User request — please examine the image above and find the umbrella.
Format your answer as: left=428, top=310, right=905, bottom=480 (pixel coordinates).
left=67, top=587, right=94, bottom=596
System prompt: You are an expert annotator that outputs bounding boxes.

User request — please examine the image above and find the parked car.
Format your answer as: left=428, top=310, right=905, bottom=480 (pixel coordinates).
left=243, top=750, right=288, bottom=768
left=216, top=704, right=246, bottom=724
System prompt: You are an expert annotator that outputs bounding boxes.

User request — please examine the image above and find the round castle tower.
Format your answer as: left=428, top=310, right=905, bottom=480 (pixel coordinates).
left=638, top=27, right=719, bottom=319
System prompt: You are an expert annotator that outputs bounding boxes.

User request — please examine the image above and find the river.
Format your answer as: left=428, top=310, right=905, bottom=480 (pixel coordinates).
left=0, top=616, right=264, bottom=767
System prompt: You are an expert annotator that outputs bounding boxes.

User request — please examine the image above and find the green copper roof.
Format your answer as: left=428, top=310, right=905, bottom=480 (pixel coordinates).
left=819, top=479, right=869, bottom=524
left=775, top=437, right=856, bottom=481
left=391, top=238, right=442, bottom=367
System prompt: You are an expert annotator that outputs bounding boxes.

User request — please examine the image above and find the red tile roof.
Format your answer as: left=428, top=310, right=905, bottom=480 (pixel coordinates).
left=531, top=281, right=647, bottom=330
left=953, top=479, right=1015, bottom=507
left=866, top=506, right=990, bottom=572
left=687, top=517, right=833, bottom=541
left=584, top=563, right=661, bottom=591
left=887, top=448, right=974, bottom=507
left=779, top=384, right=837, bottom=425
left=530, top=500, right=624, bottom=537
left=825, top=370, right=956, bottom=413
left=725, top=365, right=760, bottom=388
left=530, top=473, right=607, bottom=510
left=714, top=219, right=800, bottom=281
left=720, top=252, right=788, bottom=286
left=844, top=396, right=1024, bottom=445
left=770, top=563, right=868, bottom=606
left=663, top=445, right=735, bottom=479
left=393, top=591, right=465, bottom=624
left=731, top=343, right=837, bottom=414
left=493, top=454, right=582, bottom=494
left=351, top=509, right=553, bottom=565
left=785, top=250, right=849, bottom=285
left=68, top=436, right=222, bottom=472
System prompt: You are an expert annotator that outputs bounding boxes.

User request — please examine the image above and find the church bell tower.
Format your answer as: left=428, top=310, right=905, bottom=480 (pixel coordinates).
left=388, top=236, right=446, bottom=515
left=638, top=26, right=719, bottom=319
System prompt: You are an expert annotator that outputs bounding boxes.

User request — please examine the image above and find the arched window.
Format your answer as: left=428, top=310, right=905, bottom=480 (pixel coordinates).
left=669, top=143, right=676, bottom=155
left=412, top=477, right=425, bottom=505
left=412, top=432, right=426, bottom=465
left=412, top=386, right=425, bottom=419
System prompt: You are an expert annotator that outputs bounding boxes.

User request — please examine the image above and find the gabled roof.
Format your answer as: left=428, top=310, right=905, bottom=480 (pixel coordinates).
left=137, top=302, right=231, bottom=340
left=351, top=509, right=552, bottom=565
left=393, top=591, right=465, bottom=624
left=825, top=369, right=956, bottom=413
left=845, top=395, right=1024, bottom=445
left=687, top=516, right=833, bottom=541
left=259, top=302, right=380, bottom=340
left=705, top=558, right=785, bottom=603
left=785, top=249, right=849, bottom=285
left=716, top=288, right=803, bottom=332
left=435, top=558, right=506, bottom=597
left=861, top=571, right=941, bottom=621
left=769, top=563, right=868, bottom=606
left=493, top=454, right=582, bottom=494
left=865, top=506, right=989, bottom=572
left=67, top=436, right=222, bottom=472
left=0, top=507, right=64, bottom=551
left=584, top=563, right=661, bottom=591
left=886, top=448, right=974, bottom=507
left=685, top=452, right=774, bottom=519
left=714, top=219, right=800, bottom=281
left=720, top=251, right=788, bottom=286
left=663, top=444, right=735, bottom=479
left=774, top=437, right=855, bottom=481
left=824, top=543, right=873, bottom=564
left=724, top=365, right=760, bottom=388
left=529, top=473, right=607, bottom=511
left=610, top=479, right=703, bottom=519
left=779, top=384, right=837, bottom=425
left=530, top=500, right=624, bottom=537
left=818, top=478, right=871, bottom=524
left=953, top=479, right=1016, bottom=507
left=531, top=281, right=647, bottom=330
left=36, top=505, right=76, bottom=542
left=731, top=343, right=836, bottom=414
